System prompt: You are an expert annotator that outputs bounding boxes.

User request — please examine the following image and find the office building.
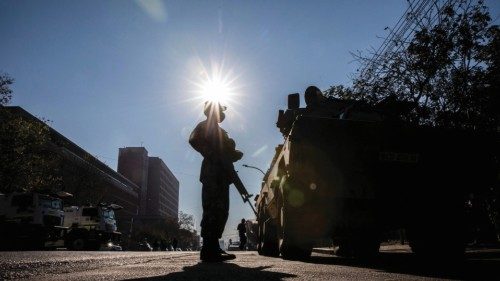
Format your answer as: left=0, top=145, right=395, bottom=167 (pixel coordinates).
left=117, top=147, right=179, bottom=220
left=3, top=106, right=141, bottom=234
left=147, top=157, right=179, bottom=219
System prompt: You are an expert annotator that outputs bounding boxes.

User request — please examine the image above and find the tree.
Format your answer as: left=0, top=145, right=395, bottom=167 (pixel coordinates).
left=178, top=211, right=195, bottom=231
left=327, top=0, right=499, bottom=131
left=0, top=113, right=62, bottom=193
left=0, top=73, right=14, bottom=105
left=324, top=85, right=354, bottom=100
left=178, top=211, right=199, bottom=249
left=0, top=72, right=62, bottom=194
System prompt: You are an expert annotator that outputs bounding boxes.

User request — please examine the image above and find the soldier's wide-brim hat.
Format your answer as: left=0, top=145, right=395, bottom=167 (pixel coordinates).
left=204, top=101, right=226, bottom=116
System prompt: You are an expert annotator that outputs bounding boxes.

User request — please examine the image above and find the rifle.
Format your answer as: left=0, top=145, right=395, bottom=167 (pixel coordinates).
left=228, top=164, right=257, bottom=216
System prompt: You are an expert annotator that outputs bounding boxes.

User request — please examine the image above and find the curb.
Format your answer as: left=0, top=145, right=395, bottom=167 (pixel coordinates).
left=312, top=248, right=334, bottom=255
left=312, top=245, right=412, bottom=255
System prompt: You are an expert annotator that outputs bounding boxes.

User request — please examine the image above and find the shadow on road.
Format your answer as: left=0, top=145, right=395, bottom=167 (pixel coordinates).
left=306, top=251, right=500, bottom=280
left=127, top=262, right=296, bottom=281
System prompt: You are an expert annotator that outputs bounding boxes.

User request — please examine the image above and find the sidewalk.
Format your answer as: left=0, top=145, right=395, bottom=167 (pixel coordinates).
left=312, top=244, right=500, bottom=255
left=312, top=244, right=411, bottom=255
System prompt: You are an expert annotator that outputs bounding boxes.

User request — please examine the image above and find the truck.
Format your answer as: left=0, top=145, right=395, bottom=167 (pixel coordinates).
left=256, top=92, right=497, bottom=260
left=0, top=191, right=123, bottom=250
left=0, top=191, right=72, bottom=250
left=63, top=203, right=123, bottom=250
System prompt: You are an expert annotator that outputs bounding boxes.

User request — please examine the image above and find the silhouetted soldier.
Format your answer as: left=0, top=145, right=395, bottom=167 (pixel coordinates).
left=172, top=237, right=178, bottom=251
left=303, top=86, right=339, bottom=117
left=304, top=85, right=325, bottom=109
left=189, top=101, right=243, bottom=262
left=237, top=219, right=247, bottom=250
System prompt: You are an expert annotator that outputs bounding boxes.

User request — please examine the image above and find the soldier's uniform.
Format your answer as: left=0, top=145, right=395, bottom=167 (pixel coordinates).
left=189, top=102, right=242, bottom=261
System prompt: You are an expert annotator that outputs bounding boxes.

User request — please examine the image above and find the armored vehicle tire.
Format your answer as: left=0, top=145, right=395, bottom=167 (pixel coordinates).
left=17, top=226, right=46, bottom=250
left=408, top=229, right=465, bottom=260
left=407, top=207, right=466, bottom=260
left=279, top=205, right=313, bottom=260
left=29, top=236, right=46, bottom=250
left=280, top=240, right=313, bottom=260
left=68, top=238, right=86, bottom=251
left=259, top=219, right=280, bottom=257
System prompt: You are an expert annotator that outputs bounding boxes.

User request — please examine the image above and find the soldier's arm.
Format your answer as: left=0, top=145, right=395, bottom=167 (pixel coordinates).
left=189, top=124, right=214, bottom=158
left=224, top=136, right=244, bottom=162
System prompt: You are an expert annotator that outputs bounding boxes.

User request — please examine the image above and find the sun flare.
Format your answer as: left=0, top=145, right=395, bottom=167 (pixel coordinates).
left=186, top=58, right=243, bottom=118
left=201, top=77, right=231, bottom=104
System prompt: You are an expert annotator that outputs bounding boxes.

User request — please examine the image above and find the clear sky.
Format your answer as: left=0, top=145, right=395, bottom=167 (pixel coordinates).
left=2, top=0, right=499, bottom=240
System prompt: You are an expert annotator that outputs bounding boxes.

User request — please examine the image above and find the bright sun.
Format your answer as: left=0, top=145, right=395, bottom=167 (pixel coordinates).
left=188, top=59, right=241, bottom=113
left=201, top=77, right=231, bottom=104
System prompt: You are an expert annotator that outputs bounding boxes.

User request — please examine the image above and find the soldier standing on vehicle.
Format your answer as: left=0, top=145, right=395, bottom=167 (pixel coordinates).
left=304, top=85, right=325, bottom=109
left=237, top=219, right=247, bottom=250
left=189, top=101, right=243, bottom=262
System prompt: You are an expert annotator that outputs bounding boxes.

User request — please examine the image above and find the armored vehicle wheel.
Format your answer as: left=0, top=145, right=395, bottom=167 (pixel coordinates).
left=22, top=226, right=47, bottom=250
left=259, top=219, right=279, bottom=257
left=69, top=238, right=86, bottom=251
left=407, top=204, right=466, bottom=260
left=279, top=205, right=312, bottom=260
left=280, top=240, right=312, bottom=260
left=408, top=227, right=465, bottom=260
left=29, top=236, right=46, bottom=250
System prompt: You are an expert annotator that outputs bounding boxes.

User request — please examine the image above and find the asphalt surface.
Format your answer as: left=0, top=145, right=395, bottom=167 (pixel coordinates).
left=1, top=248, right=499, bottom=281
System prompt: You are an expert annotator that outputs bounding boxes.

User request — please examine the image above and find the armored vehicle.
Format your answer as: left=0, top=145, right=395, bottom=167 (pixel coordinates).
left=63, top=203, right=123, bottom=250
left=256, top=93, right=497, bottom=259
left=0, top=191, right=72, bottom=250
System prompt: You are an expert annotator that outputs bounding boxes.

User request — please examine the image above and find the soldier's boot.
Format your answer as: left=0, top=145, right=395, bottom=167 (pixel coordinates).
left=201, top=237, right=235, bottom=262
left=218, top=247, right=236, bottom=260
left=200, top=240, right=215, bottom=261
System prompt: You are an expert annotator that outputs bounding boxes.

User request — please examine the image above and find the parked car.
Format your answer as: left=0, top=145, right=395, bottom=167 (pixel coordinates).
left=227, top=241, right=240, bottom=251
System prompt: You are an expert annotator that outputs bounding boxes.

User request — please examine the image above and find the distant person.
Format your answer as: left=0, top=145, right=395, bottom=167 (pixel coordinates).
left=189, top=101, right=243, bottom=262
left=172, top=237, right=178, bottom=250
left=238, top=219, right=247, bottom=250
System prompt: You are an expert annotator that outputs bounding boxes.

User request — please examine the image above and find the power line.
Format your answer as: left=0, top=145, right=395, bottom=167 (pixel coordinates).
left=370, top=0, right=457, bottom=83
left=356, top=0, right=458, bottom=90
left=368, top=0, right=436, bottom=81
left=359, top=0, right=427, bottom=78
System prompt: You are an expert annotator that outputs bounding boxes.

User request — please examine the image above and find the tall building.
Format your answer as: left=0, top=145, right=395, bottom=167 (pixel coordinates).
left=147, top=157, right=179, bottom=219
left=117, top=147, right=149, bottom=216
left=117, top=147, right=179, bottom=220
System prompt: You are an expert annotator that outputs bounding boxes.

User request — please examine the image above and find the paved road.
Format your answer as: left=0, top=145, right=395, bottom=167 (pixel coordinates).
left=1, top=249, right=499, bottom=280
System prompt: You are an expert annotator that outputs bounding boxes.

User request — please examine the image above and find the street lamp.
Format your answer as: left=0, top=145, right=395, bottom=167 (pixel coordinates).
left=242, top=164, right=265, bottom=176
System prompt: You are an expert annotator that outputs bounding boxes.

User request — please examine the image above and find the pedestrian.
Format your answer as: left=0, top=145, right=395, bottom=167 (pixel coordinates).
left=172, top=237, right=178, bottom=251
left=189, top=101, right=243, bottom=262
left=237, top=219, right=247, bottom=250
